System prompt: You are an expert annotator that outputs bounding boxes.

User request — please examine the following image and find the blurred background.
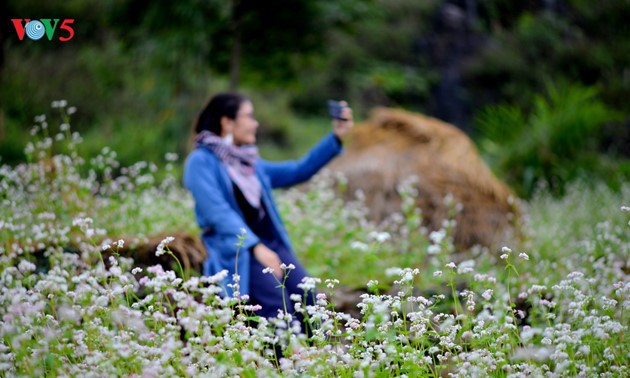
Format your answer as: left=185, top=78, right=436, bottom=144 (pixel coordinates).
left=1, top=0, right=629, bottom=198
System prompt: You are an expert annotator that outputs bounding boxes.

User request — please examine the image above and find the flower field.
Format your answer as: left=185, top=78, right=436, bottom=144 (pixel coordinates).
left=1, top=105, right=628, bottom=377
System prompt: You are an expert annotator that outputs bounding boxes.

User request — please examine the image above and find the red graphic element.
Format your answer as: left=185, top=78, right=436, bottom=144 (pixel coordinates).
left=59, top=19, right=75, bottom=42
left=10, top=19, right=31, bottom=41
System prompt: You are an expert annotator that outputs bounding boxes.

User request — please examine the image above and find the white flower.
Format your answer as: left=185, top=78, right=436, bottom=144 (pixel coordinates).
left=155, top=236, right=175, bottom=256
left=482, top=289, right=493, bottom=301
left=501, top=246, right=512, bottom=254
left=427, top=244, right=441, bottom=255
left=518, top=252, right=529, bottom=260
left=298, top=276, right=320, bottom=291
left=350, top=241, right=369, bottom=251
left=541, top=337, right=552, bottom=345
left=385, top=267, right=403, bottom=276
left=500, top=254, right=508, bottom=260
left=621, top=205, right=630, bottom=212
left=72, top=217, right=93, bottom=230
left=367, top=280, right=379, bottom=289
left=433, top=270, right=443, bottom=277
left=18, top=260, right=37, bottom=273
left=429, top=230, right=446, bottom=244
left=369, top=231, right=391, bottom=243
left=445, top=262, right=456, bottom=269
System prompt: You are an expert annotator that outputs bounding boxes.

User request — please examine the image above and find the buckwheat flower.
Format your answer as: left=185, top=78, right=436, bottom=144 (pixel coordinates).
left=109, top=265, right=122, bottom=277
left=541, top=337, right=552, bottom=345
left=280, top=263, right=295, bottom=271
left=385, top=267, right=403, bottom=276
left=433, top=270, right=443, bottom=277
left=350, top=241, right=369, bottom=251
left=262, top=267, right=275, bottom=275
left=500, top=254, right=508, bottom=260
left=600, top=296, right=618, bottom=310
left=165, top=152, right=179, bottom=162
left=518, top=253, right=529, bottom=260
left=72, top=131, right=82, bottom=143
left=429, top=230, right=446, bottom=244
left=518, top=292, right=528, bottom=299
left=17, top=259, right=36, bottom=273
left=298, top=276, right=320, bottom=291
left=316, top=293, right=327, bottom=306
left=445, top=262, right=456, bottom=269
left=502, top=246, right=512, bottom=254
left=457, top=260, right=475, bottom=274
left=369, top=231, right=391, bottom=243
left=155, top=236, right=175, bottom=256
left=72, top=217, right=93, bottom=230
left=427, top=244, right=441, bottom=255
left=482, top=289, right=493, bottom=301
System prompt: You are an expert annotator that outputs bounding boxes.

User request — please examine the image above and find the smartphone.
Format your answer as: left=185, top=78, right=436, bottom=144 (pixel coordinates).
left=327, top=100, right=347, bottom=121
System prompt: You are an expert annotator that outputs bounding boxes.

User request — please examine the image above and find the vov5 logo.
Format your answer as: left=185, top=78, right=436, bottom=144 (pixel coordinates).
left=11, top=19, right=75, bottom=42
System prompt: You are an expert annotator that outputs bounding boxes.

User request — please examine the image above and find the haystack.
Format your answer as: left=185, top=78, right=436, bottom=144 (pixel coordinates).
left=328, top=107, right=519, bottom=250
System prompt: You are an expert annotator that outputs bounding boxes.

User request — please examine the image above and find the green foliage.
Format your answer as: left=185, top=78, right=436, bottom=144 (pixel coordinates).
left=476, top=82, right=624, bottom=198
left=469, top=0, right=630, bottom=114
left=291, top=0, right=440, bottom=116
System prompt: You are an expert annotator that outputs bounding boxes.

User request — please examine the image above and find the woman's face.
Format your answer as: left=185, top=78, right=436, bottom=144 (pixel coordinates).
left=228, top=100, right=259, bottom=146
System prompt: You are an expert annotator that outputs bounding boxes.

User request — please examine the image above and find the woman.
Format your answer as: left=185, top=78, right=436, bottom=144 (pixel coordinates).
left=183, top=92, right=353, bottom=326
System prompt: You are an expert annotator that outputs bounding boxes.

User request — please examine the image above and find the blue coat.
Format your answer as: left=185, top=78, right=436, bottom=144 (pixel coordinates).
left=183, top=133, right=343, bottom=296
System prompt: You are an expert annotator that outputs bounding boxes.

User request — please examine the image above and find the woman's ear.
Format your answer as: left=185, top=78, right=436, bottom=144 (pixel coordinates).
left=220, top=116, right=234, bottom=137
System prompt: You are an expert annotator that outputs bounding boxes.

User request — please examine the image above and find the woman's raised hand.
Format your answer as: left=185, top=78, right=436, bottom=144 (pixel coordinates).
left=333, top=101, right=354, bottom=139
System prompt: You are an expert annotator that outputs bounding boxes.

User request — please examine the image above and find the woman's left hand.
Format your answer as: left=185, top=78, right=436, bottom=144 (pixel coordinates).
left=332, top=101, right=353, bottom=139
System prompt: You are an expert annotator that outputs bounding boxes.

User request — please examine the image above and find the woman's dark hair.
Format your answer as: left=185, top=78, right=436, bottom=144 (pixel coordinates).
left=194, top=92, right=249, bottom=135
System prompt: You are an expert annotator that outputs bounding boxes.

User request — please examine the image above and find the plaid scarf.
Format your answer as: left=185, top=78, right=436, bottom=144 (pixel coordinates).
left=195, top=130, right=262, bottom=209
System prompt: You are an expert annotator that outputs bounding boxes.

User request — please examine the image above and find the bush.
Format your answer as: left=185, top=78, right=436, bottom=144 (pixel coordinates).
left=475, top=82, right=624, bottom=198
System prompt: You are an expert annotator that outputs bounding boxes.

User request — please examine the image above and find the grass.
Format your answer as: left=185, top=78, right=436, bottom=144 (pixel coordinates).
left=0, top=103, right=628, bottom=377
